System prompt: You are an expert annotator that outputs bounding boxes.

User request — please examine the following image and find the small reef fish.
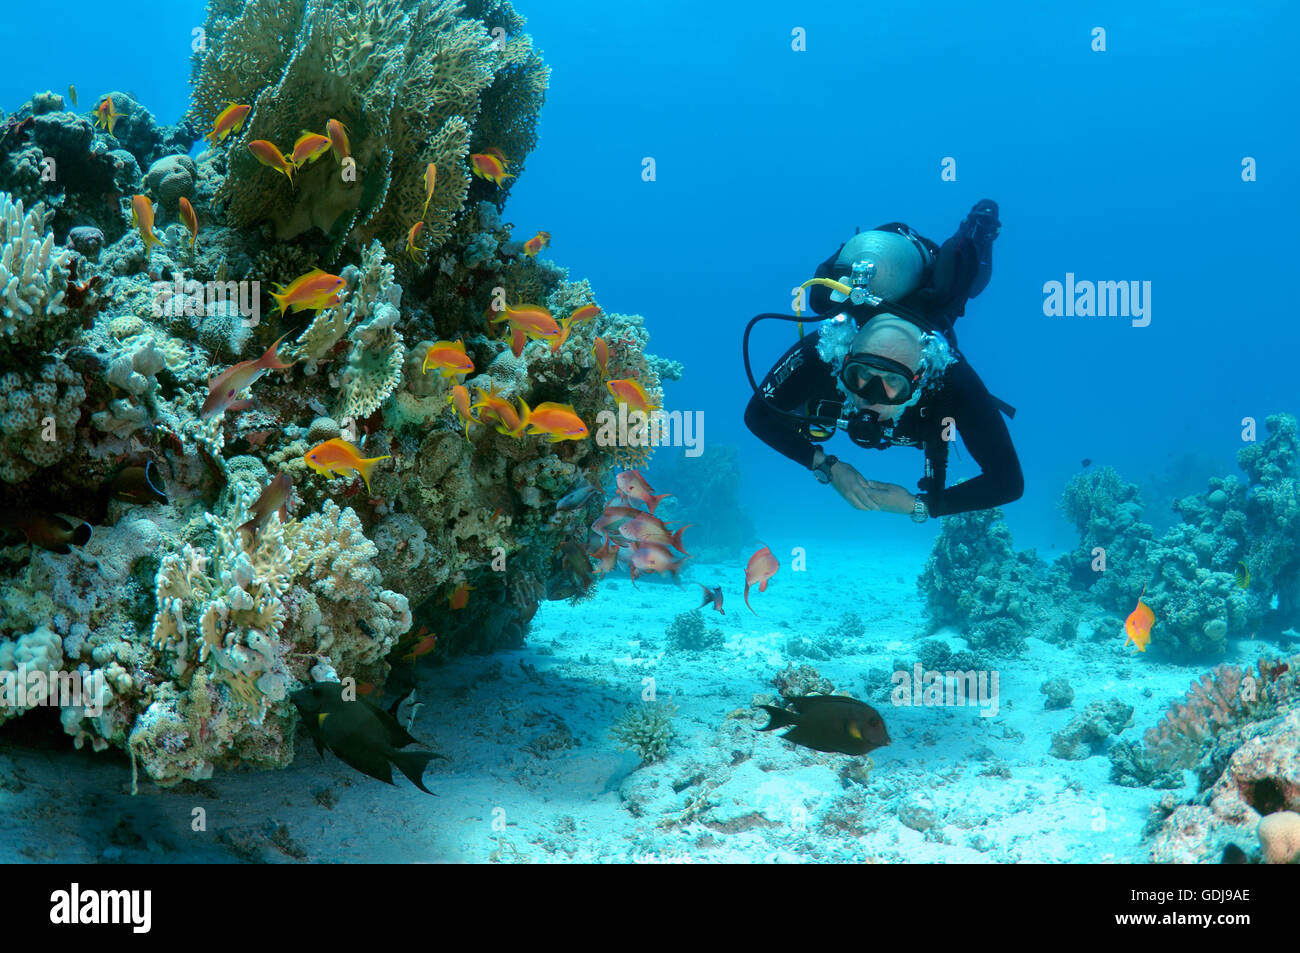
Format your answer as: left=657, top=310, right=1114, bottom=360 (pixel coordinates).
left=592, top=503, right=664, bottom=540
left=200, top=332, right=295, bottom=419
left=68, top=85, right=78, bottom=108
left=130, top=194, right=163, bottom=257
left=698, top=583, right=724, bottom=615
left=403, top=629, right=439, bottom=662
left=606, top=377, right=660, bottom=413
left=448, top=384, right=475, bottom=440
left=421, top=340, right=474, bottom=378
left=589, top=537, right=620, bottom=575
left=422, top=162, right=437, bottom=218
left=448, top=582, right=474, bottom=610
left=548, top=316, right=573, bottom=355
left=471, top=385, right=522, bottom=435
left=627, top=541, right=685, bottom=583
left=555, top=482, right=599, bottom=513
left=513, top=399, right=588, bottom=442
left=93, top=96, right=120, bottom=136
left=509, top=326, right=527, bottom=357
left=248, top=139, right=296, bottom=185
left=237, top=472, right=292, bottom=542
left=523, top=230, right=550, bottom=257
left=744, top=545, right=779, bottom=614
left=205, top=102, right=251, bottom=146
left=615, top=470, right=670, bottom=514
left=406, top=221, right=425, bottom=261
left=178, top=196, right=199, bottom=250
left=569, top=304, right=601, bottom=326
left=326, top=119, right=351, bottom=163
left=1124, top=584, right=1155, bottom=653
left=269, top=268, right=347, bottom=316
left=290, top=131, right=332, bottom=167
left=0, top=510, right=92, bottom=555
left=1234, top=561, right=1250, bottom=590
left=591, top=336, right=610, bottom=377
left=618, top=516, right=690, bottom=555
left=108, top=461, right=168, bottom=505
left=491, top=303, right=561, bottom=341
left=303, top=438, right=390, bottom=494
left=290, top=681, right=444, bottom=795
left=757, top=695, right=891, bottom=756
left=470, top=151, right=515, bottom=187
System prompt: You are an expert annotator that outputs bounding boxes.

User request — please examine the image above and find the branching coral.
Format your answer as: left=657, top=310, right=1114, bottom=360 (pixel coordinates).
left=610, top=701, right=677, bottom=766
left=0, top=192, right=71, bottom=351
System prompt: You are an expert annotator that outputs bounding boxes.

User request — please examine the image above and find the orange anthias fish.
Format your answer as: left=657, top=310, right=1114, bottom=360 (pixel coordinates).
left=406, top=221, right=426, bottom=261
left=615, top=470, right=671, bottom=514
left=569, top=304, right=601, bottom=326
left=448, top=384, right=475, bottom=440
left=237, top=473, right=293, bottom=542
left=628, top=541, right=686, bottom=584
left=205, top=102, right=251, bottom=146
left=448, top=582, right=474, bottom=610
left=592, top=336, right=610, bottom=377
left=422, top=340, right=474, bottom=378
left=248, top=140, right=296, bottom=185
left=1124, top=584, right=1155, bottom=653
left=200, top=332, right=296, bottom=419
left=326, top=119, right=351, bottom=163
left=269, top=268, right=347, bottom=316
left=548, top=316, right=573, bottom=355
left=607, top=378, right=660, bottom=414
left=510, top=327, right=527, bottom=358
left=422, top=163, right=437, bottom=218
left=523, top=230, right=551, bottom=257
left=303, top=438, right=391, bottom=494
left=290, top=131, right=332, bottom=167
left=93, top=96, right=120, bottom=136
left=744, top=545, right=780, bottom=615
left=471, top=385, right=522, bottom=435
left=513, top=399, right=589, bottom=442
left=491, top=303, right=562, bottom=341
left=469, top=151, right=515, bottom=187
left=178, top=196, right=199, bottom=250
left=130, top=194, right=163, bottom=257
left=402, top=627, right=438, bottom=662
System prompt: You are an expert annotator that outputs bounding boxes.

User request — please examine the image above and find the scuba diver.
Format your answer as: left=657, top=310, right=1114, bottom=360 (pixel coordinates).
left=743, top=200, right=1022, bottom=521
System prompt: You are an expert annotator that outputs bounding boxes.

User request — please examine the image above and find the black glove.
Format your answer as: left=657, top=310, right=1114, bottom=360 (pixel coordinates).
left=961, top=199, right=1000, bottom=248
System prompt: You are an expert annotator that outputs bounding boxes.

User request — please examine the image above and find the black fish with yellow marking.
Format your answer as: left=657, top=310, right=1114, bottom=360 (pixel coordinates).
left=757, top=694, right=890, bottom=756
left=290, top=681, right=445, bottom=795
left=0, top=510, right=92, bottom=554
left=109, top=461, right=168, bottom=504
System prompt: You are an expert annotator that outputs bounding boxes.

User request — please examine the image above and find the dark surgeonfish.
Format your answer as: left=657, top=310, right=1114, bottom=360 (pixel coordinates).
left=0, top=510, right=92, bottom=554
left=757, top=694, right=891, bottom=756
left=290, top=681, right=445, bottom=795
left=109, top=460, right=168, bottom=504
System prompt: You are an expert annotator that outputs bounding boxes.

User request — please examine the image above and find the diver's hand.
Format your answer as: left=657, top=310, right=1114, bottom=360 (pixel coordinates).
left=828, top=460, right=878, bottom=510
left=862, top=480, right=918, bottom=515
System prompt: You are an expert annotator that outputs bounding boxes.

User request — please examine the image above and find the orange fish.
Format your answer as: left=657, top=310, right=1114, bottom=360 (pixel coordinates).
left=303, top=438, right=391, bottom=494
left=569, top=304, right=601, bottom=325
left=178, top=196, right=198, bottom=250
left=93, top=96, right=120, bottom=136
left=422, top=340, right=474, bottom=378
left=422, top=163, right=437, bottom=218
left=130, top=194, right=163, bottom=257
left=590, top=537, right=621, bottom=576
left=607, top=378, right=660, bottom=413
left=491, top=303, right=561, bottom=341
left=326, top=119, right=351, bottom=163
left=483, top=146, right=509, bottom=164
left=523, top=230, right=551, bottom=257
left=269, top=268, right=346, bottom=316
left=289, top=131, right=332, bottom=167
left=405, top=221, right=426, bottom=261
left=471, top=385, right=522, bottom=435
left=592, top=336, right=610, bottom=377
left=248, top=140, right=295, bottom=185
left=615, top=470, right=671, bottom=514
left=402, top=627, right=438, bottom=662
left=513, top=399, right=589, bottom=442
left=1124, top=584, right=1155, bottom=653
left=447, top=582, right=474, bottom=610
left=237, top=473, right=293, bottom=542
left=470, top=151, right=515, bottom=187
left=744, top=545, right=779, bottom=615
left=200, top=333, right=296, bottom=419
left=205, top=102, right=251, bottom=146
left=448, top=384, right=475, bottom=440
left=548, top=316, right=573, bottom=355
left=509, top=326, right=526, bottom=358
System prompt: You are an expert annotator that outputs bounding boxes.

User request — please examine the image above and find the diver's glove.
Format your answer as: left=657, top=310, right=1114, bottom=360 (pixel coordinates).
left=961, top=199, right=1000, bottom=249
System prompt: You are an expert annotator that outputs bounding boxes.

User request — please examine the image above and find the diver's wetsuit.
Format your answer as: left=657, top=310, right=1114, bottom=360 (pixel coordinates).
left=743, top=329, right=1024, bottom=517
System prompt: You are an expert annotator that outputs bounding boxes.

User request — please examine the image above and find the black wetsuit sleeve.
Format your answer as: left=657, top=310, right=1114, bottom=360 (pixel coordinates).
left=922, top=360, right=1023, bottom=517
left=744, top=335, right=838, bottom=471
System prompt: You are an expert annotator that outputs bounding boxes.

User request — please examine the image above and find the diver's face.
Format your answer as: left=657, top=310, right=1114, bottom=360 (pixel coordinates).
left=846, top=351, right=914, bottom=420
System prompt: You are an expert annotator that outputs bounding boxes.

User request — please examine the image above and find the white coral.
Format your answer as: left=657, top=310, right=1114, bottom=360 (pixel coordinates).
left=0, top=192, right=69, bottom=342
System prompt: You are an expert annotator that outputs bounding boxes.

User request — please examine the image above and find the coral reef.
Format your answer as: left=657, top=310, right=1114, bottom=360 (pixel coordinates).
left=1048, top=698, right=1133, bottom=760
left=610, top=701, right=677, bottom=766
left=664, top=609, right=722, bottom=652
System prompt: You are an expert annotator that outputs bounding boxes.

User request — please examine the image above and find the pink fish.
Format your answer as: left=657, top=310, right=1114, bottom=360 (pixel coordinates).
left=628, top=541, right=686, bottom=584
left=744, top=545, right=779, bottom=615
left=615, top=470, right=671, bottom=514
left=200, top=333, right=295, bottom=419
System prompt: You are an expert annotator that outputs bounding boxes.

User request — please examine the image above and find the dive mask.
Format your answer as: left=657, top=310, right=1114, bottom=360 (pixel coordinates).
left=839, top=353, right=921, bottom=406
